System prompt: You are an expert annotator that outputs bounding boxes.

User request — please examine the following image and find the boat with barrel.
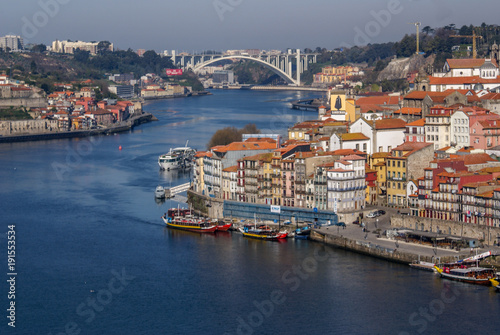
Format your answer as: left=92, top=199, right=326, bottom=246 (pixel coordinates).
left=434, top=265, right=496, bottom=285
left=161, top=214, right=217, bottom=233
left=239, top=224, right=288, bottom=241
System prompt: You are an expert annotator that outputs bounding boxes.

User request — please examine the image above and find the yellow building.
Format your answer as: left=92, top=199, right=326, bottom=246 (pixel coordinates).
left=271, top=151, right=282, bottom=205
left=328, top=90, right=357, bottom=122
left=260, top=153, right=274, bottom=205
left=369, top=152, right=390, bottom=205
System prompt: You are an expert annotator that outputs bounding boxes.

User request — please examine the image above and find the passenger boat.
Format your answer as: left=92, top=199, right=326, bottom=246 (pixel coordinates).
left=294, top=226, right=311, bottom=240
left=239, top=225, right=288, bottom=241
left=215, top=222, right=232, bottom=232
left=158, top=150, right=183, bottom=171
left=434, top=265, right=496, bottom=285
left=161, top=215, right=217, bottom=233
left=154, top=185, right=165, bottom=199
left=158, top=141, right=196, bottom=171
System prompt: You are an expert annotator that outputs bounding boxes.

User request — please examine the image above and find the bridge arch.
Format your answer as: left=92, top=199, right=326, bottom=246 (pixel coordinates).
left=190, top=55, right=296, bottom=85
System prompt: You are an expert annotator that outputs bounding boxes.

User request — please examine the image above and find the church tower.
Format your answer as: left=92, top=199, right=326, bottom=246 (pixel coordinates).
left=491, top=43, right=499, bottom=64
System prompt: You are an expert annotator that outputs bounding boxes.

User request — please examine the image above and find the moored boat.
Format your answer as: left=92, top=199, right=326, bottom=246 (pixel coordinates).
left=239, top=225, right=288, bottom=241
left=154, top=185, right=165, bottom=199
left=161, top=215, right=217, bottom=233
left=294, top=226, right=311, bottom=240
left=216, top=222, right=232, bottom=232
left=158, top=150, right=183, bottom=171
left=409, top=261, right=436, bottom=272
left=434, top=265, right=496, bottom=285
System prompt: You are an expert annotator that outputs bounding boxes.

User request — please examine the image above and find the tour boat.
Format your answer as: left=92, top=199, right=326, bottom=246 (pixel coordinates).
left=158, top=141, right=196, bottom=170
left=216, top=222, right=232, bottom=232
left=434, top=265, right=496, bottom=285
left=158, top=150, right=183, bottom=171
left=162, top=215, right=217, bottom=233
left=239, top=225, right=288, bottom=241
left=154, top=185, right=165, bottom=199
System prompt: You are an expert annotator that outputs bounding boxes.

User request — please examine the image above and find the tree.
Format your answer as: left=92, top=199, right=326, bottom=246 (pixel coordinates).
left=207, top=124, right=261, bottom=149
left=97, top=41, right=112, bottom=54
left=422, top=26, right=434, bottom=35
left=31, top=44, right=47, bottom=53
left=73, top=49, right=90, bottom=63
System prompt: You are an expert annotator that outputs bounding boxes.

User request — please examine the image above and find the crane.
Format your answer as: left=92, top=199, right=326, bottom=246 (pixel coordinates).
left=450, top=30, right=483, bottom=58
left=408, top=22, right=421, bottom=54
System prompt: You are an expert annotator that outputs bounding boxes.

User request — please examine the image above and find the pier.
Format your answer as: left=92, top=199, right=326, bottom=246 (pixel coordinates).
left=291, top=98, right=328, bottom=111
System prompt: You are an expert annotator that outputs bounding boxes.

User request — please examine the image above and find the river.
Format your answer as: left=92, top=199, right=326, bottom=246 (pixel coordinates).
left=0, top=90, right=498, bottom=335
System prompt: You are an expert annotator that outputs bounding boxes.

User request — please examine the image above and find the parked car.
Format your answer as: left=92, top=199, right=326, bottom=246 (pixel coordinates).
left=335, top=221, right=346, bottom=227
left=352, top=219, right=360, bottom=225
left=366, top=212, right=377, bottom=218
left=376, top=210, right=386, bottom=215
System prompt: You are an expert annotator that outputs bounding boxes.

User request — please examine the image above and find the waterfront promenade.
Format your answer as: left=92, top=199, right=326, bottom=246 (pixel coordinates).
left=311, top=206, right=500, bottom=265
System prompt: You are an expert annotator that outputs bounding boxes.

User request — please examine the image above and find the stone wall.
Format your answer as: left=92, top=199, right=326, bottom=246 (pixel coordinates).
left=0, top=97, right=48, bottom=108
left=310, top=230, right=463, bottom=264
left=187, top=190, right=224, bottom=219
left=391, top=215, right=500, bottom=246
left=0, top=119, right=59, bottom=136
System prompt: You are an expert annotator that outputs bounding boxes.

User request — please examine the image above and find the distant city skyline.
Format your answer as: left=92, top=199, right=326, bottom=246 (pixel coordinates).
left=1, top=0, right=499, bottom=53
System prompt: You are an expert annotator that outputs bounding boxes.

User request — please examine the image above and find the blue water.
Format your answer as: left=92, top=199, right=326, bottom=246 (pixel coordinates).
left=0, top=90, right=498, bottom=335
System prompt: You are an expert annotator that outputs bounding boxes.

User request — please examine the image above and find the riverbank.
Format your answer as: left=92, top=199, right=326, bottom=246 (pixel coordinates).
left=309, top=220, right=500, bottom=265
left=0, top=112, right=156, bottom=143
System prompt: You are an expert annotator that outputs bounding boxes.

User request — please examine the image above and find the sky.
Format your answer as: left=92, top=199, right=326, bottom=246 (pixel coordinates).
left=1, top=0, right=498, bottom=53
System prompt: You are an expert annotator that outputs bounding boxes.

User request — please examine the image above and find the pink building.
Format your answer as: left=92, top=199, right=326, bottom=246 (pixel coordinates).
left=470, top=119, right=500, bottom=149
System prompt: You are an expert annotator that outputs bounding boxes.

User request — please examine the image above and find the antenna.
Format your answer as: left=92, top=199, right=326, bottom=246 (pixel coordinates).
left=408, top=22, right=421, bottom=54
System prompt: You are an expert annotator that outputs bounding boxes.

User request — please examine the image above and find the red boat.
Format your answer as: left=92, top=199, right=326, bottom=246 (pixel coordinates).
left=162, top=215, right=217, bottom=233
left=216, top=223, right=232, bottom=232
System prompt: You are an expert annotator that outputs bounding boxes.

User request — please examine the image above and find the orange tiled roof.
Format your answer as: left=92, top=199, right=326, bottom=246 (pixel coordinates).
left=213, top=141, right=277, bottom=153
left=446, top=58, right=498, bottom=69
left=374, top=118, right=407, bottom=130
left=341, top=133, right=369, bottom=141
left=223, top=165, right=238, bottom=172
left=429, top=76, right=500, bottom=85
left=394, top=107, right=422, bottom=115
left=406, top=118, right=425, bottom=127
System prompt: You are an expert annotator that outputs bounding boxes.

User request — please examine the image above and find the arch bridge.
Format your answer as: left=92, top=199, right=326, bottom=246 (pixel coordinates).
left=169, top=50, right=318, bottom=86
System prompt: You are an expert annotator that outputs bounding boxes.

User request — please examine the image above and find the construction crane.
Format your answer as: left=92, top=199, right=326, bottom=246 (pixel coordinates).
left=408, top=22, right=421, bottom=54
left=450, top=30, right=483, bottom=58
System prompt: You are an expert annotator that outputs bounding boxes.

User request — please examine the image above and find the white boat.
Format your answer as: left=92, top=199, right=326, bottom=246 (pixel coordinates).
left=158, top=141, right=196, bottom=170
left=158, top=150, right=182, bottom=171
left=155, top=185, right=166, bottom=198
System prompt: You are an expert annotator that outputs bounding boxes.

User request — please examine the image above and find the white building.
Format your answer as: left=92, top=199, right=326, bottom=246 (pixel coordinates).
left=329, top=132, right=370, bottom=154
left=0, top=35, right=23, bottom=52
left=450, top=110, right=470, bottom=148
left=425, top=106, right=453, bottom=150
left=326, top=155, right=366, bottom=213
left=349, top=118, right=407, bottom=154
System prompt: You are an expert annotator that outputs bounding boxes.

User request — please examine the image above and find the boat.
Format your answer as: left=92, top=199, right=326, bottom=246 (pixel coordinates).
left=154, top=185, right=166, bottom=199
left=158, top=141, right=196, bottom=171
left=158, top=150, right=183, bottom=171
left=434, top=265, right=496, bottom=285
left=239, top=225, right=288, bottom=241
left=161, top=215, right=217, bottom=233
left=171, top=141, right=196, bottom=168
left=294, top=226, right=311, bottom=240
left=215, top=221, right=232, bottom=232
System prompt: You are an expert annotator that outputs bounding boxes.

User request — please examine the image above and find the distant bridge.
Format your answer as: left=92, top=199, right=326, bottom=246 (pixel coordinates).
left=167, top=50, right=319, bottom=86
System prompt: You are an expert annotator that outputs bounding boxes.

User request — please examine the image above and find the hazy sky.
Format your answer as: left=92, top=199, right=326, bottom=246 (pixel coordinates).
left=1, top=0, right=498, bottom=52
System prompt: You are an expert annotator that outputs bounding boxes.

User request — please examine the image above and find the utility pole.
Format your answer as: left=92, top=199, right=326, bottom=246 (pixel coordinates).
left=408, top=22, right=421, bottom=54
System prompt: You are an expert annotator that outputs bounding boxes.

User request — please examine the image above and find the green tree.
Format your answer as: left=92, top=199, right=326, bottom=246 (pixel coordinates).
left=31, top=44, right=47, bottom=53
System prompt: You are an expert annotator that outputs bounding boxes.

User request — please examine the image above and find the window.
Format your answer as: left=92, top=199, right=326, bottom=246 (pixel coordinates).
left=402, top=162, right=405, bottom=168
left=363, top=143, right=367, bottom=152
left=397, top=161, right=400, bottom=168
